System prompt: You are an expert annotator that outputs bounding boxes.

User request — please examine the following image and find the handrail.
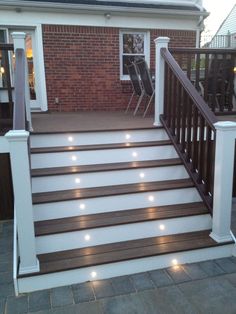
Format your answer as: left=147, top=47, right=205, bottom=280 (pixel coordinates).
left=161, top=48, right=218, bottom=128
left=13, top=48, right=26, bottom=130
left=169, top=47, right=236, bottom=54
left=0, top=43, right=14, bottom=51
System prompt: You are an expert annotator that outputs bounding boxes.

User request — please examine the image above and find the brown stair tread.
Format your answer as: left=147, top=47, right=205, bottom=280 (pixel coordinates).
left=20, top=230, right=233, bottom=277
left=35, top=202, right=209, bottom=236
left=32, top=178, right=194, bottom=204
left=31, top=158, right=182, bottom=177
left=31, top=140, right=172, bottom=154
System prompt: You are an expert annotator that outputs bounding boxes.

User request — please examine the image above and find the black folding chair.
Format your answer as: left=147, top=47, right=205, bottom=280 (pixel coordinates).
left=135, top=58, right=155, bottom=117
left=125, top=62, right=145, bottom=115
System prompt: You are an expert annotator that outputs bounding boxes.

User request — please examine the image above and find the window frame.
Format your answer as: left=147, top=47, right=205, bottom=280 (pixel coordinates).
left=119, top=30, right=150, bottom=81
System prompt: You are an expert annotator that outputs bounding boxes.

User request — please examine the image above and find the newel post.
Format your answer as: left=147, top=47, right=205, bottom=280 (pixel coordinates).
left=11, top=32, right=32, bottom=131
left=5, top=130, right=39, bottom=274
left=154, top=37, right=170, bottom=126
left=210, top=121, right=236, bottom=243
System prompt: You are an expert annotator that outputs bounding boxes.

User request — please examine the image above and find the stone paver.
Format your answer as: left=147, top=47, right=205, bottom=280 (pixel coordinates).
left=28, top=290, right=51, bottom=312
left=166, top=265, right=192, bottom=283
left=5, top=295, right=28, bottom=314
left=198, top=259, right=225, bottom=276
left=148, top=269, right=174, bottom=287
left=130, top=272, right=154, bottom=291
left=72, top=282, right=95, bottom=304
left=215, top=257, right=236, bottom=273
left=182, top=263, right=208, bottom=280
left=51, top=286, right=74, bottom=308
left=92, top=279, right=116, bottom=299
left=111, top=276, right=136, bottom=295
left=0, top=299, right=5, bottom=314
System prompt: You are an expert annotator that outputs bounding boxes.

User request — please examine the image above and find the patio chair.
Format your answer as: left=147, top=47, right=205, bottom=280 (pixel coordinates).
left=135, top=58, right=155, bottom=117
left=125, top=62, right=145, bottom=115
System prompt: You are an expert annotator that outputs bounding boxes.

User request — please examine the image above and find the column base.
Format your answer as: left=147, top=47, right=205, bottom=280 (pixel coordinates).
left=19, top=258, right=40, bottom=275
left=210, top=232, right=233, bottom=243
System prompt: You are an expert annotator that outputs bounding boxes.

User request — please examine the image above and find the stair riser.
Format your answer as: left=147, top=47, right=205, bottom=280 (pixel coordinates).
left=18, top=244, right=234, bottom=292
left=32, top=165, right=189, bottom=193
left=35, top=214, right=212, bottom=254
left=30, top=129, right=168, bottom=148
left=34, top=187, right=202, bottom=221
left=31, top=146, right=178, bottom=169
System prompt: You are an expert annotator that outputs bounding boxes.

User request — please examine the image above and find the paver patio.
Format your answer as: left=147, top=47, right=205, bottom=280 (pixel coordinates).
left=0, top=202, right=236, bottom=314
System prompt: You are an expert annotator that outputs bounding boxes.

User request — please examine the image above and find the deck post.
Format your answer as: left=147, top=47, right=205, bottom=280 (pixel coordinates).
left=210, top=121, right=236, bottom=243
left=5, top=130, right=39, bottom=275
left=11, top=32, right=32, bottom=131
left=154, top=37, right=170, bottom=126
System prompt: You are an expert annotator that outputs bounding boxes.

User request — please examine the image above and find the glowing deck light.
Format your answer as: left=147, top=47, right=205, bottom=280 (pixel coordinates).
left=68, top=136, right=74, bottom=142
left=148, top=195, right=154, bottom=202
left=79, top=203, right=86, bottom=210
left=71, top=155, right=77, bottom=161
left=84, top=234, right=90, bottom=241
left=91, top=271, right=97, bottom=278
left=172, top=259, right=178, bottom=266
left=139, top=172, right=145, bottom=178
left=132, top=152, right=138, bottom=158
left=125, top=134, right=131, bottom=140
left=75, top=178, right=81, bottom=184
left=159, top=224, right=165, bottom=231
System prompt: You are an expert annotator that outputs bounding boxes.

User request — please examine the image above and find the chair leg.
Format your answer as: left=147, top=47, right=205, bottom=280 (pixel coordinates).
left=125, top=91, right=135, bottom=114
left=143, top=91, right=155, bottom=117
left=134, top=91, right=145, bottom=116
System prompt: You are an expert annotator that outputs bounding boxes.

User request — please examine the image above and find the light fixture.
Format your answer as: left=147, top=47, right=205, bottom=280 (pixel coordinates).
left=71, top=155, right=77, bottom=161
left=172, top=259, right=178, bottom=266
left=68, top=136, right=73, bottom=142
left=234, top=67, right=236, bottom=74
left=159, top=224, right=165, bottom=230
left=79, top=203, right=86, bottom=210
left=0, top=67, right=4, bottom=74
left=91, top=271, right=97, bottom=278
left=125, top=134, right=131, bottom=140
left=75, top=178, right=81, bottom=184
left=104, top=12, right=111, bottom=19
left=148, top=195, right=154, bottom=202
left=139, top=172, right=145, bottom=178
left=132, top=152, right=138, bottom=157
left=84, top=234, right=90, bottom=241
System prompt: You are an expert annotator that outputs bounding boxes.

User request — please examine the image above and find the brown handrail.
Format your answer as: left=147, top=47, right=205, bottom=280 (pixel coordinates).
left=13, top=48, right=26, bottom=130
left=0, top=43, right=14, bottom=51
left=169, top=47, right=236, bottom=54
left=161, top=48, right=218, bottom=128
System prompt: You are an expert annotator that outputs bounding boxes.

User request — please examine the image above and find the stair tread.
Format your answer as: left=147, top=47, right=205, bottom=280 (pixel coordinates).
left=20, top=230, right=233, bottom=277
left=31, top=140, right=172, bottom=154
left=32, top=178, right=194, bottom=204
left=31, top=158, right=182, bottom=177
left=35, top=202, right=209, bottom=236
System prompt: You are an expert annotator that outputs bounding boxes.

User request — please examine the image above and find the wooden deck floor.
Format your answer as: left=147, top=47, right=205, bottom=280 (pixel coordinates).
left=31, top=111, right=154, bottom=133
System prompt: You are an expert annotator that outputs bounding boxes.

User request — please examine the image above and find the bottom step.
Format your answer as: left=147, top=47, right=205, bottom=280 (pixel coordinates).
left=17, top=231, right=234, bottom=292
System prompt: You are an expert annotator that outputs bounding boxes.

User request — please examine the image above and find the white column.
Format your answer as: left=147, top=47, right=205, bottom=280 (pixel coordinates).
left=11, top=32, right=32, bottom=131
left=5, top=130, right=39, bottom=275
left=154, top=37, right=170, bottom=126
left=210, top=121, right=236, bottom=243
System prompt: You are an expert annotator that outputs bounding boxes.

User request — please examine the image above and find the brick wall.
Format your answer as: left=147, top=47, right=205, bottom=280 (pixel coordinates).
left=42, top=25, right=196, bottom=111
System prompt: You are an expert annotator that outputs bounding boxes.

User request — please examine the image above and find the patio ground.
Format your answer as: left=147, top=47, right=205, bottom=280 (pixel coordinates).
left=0, top=202, right=236, bottom=314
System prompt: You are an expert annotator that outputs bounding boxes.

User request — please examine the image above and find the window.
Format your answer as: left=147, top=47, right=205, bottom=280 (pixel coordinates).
left=120, top=30, right=150, bottom=80
left=0, top=29, right=8, bottom=88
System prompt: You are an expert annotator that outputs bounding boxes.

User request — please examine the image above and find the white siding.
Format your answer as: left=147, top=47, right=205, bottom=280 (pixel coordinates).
left=216, top=5, right=236, bottom=35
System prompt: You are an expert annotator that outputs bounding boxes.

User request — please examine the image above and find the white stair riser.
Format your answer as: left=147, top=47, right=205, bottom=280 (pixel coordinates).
left=35, top=214, right=212, bottom=254
left=32, top=165, right=188, bottom=193
left=31, top=145, right=178, bottom=169
left=18, top=244, right=234, bottom=292
left=34, top=187, right=202, bottom=221
left=30, top=129, right=168, bottom=148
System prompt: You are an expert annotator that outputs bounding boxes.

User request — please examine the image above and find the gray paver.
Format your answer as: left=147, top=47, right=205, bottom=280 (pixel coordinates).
left=149, top=269, right=173, bottom=287
left=198, top=260, right=225, bottom=276
left=0, top=283, right=15, bottom=299
left=72, top=282, right=95, bottom=303
left=178, top=277, right=236, bottom=314
left=5, top=295, right=28, bottom=314
left=92, top=279, right=116, bottom=299
left=111, top=276, right=135, bottom=295
left=182, top=263, right=208, bottom=280
left=102, top=293, right=149, bottom=314
left=51, top=286, right=74, bottom=308
left=130, top=272, right=155, bottom=291
left=215, top=257, right=236, bottom=273
left=166, top=265, right=192, bottom=283
left=28, top=289, right=51, bottom=312
left=139, top=286, right=198, bottom=314
left=0, top=272, right=13, bottom=285
left=0, top=299, right=5, bottom=314
left=0, top=261, right=12, bottom=273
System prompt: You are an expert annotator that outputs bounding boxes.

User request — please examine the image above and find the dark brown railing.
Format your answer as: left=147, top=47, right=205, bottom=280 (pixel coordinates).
left=0, top=43, right=14, bottom=133
left=161, top=48, right=218, bottom=212
left=170, top=48, right=236, bottom=114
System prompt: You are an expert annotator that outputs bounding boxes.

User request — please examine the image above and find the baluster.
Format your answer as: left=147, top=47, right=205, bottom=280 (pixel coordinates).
left=198, top=115, right=205, bottom=184
left=191, top=106, right=198, bottom=171
left=186, top=96, right=192, bottom=162
left=180, top=90, right=187, bottom=153
left=176, top=81, right=181, bottom=144
left=204, top=53, right=209, bottom=102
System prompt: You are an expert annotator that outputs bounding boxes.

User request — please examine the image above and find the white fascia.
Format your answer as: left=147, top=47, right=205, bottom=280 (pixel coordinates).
left=0, top=0, right=209, bottom=18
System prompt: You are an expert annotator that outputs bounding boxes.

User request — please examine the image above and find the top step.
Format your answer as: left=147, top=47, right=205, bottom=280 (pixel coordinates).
left=30, top=128, right=168, bottom=148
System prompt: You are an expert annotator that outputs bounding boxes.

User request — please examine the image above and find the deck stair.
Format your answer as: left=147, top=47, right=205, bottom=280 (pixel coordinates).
left=17, top=126, right=234, bottom=292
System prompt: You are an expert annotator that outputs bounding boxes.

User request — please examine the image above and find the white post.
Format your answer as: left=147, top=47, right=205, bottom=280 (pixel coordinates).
left=210, top=121, right=236, bottom=243
left=154, top=37, right=170, bottom=126
left=11, top=32, right=32, bottom=131
left=5, top=130, right=39, bottom=275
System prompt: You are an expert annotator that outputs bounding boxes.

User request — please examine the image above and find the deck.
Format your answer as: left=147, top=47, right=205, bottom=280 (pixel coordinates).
left=31, top=111, right=154, bottom=133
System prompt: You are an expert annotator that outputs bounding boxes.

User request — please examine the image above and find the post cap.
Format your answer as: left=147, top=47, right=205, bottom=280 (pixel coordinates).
left=11, top=32, right=26, bottom=39
left=154, top=37, right=170, bottom=44
left=214, top=121, right=236, bottom=131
